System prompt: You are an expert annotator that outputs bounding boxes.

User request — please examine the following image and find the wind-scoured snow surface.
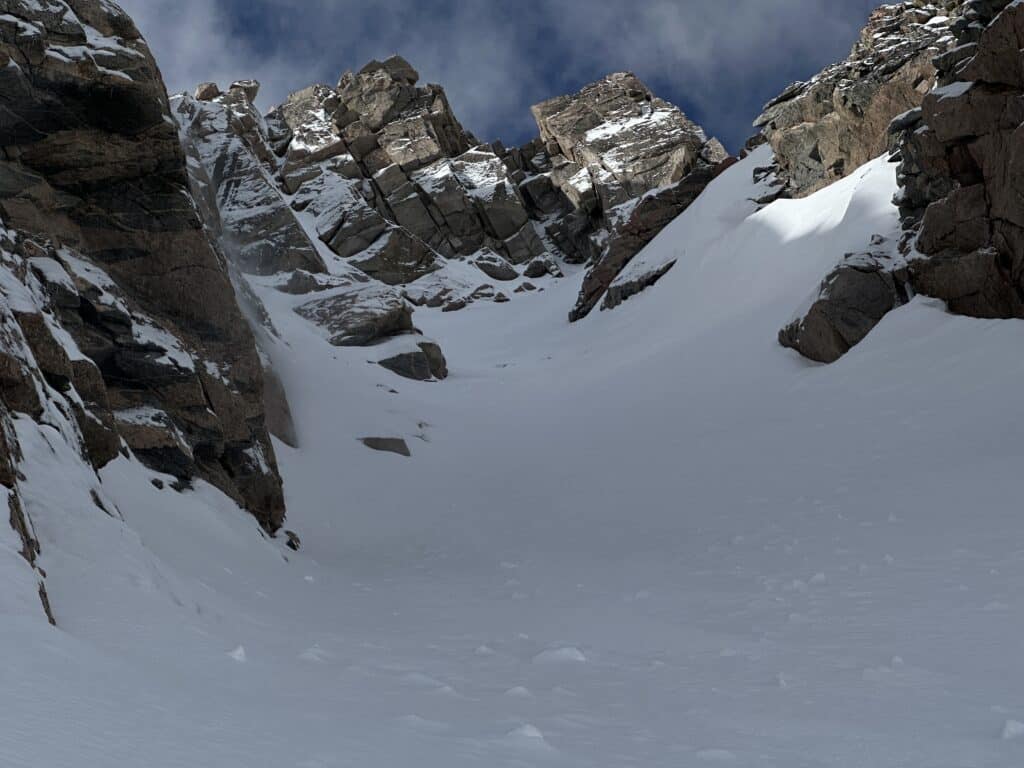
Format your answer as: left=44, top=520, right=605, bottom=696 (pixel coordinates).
left=6, top=148, right=1024, bottom=767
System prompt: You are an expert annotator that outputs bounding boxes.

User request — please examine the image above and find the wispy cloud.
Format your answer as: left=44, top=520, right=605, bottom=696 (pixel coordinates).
left=118, top=0, right=870, bottom=151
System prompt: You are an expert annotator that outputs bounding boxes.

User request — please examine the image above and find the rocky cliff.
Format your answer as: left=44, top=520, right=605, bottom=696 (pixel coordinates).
left=173, top=60, right=731, bottom=364
left=754, top=1, right=961, bottom=199
left=777, top=0, right=1024, bottom=363
left=0, top=0, right=289, bottom=619
left=528, top=73, right=731, bottom=320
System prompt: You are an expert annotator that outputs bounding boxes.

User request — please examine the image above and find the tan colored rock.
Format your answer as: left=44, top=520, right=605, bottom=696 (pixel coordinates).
left=755, top=2, right=960, bottom=197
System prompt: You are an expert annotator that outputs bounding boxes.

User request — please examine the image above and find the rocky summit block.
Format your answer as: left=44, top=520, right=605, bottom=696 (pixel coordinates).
left=0, top=0, right=286, bottom=532
left=532, top=72, right=711, bottom=202
left=231, top=55, right=546, bottom=315
left=525, top=72, right=732, bottom=320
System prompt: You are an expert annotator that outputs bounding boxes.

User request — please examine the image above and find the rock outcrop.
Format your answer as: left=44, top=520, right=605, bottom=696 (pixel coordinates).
left=176, top=70, right=450, bottom=385
left=267, top=55, right=545, bottom=285
left=521, top=73, right=732, bottom=320
left=780, top=0, right=1024, bottom=363
left=173, top=86, right=325, bottom=276
left=0, top=0, right=286, bottom=537
left=178, top=59, right=734, bottom=331
left=570, top=161, right=728, bottom=320
left=754, top=2, right=961, bottom=199
left=893, top=0, right=1024, bottom=316
left=779, top=247, right=911, bottom=363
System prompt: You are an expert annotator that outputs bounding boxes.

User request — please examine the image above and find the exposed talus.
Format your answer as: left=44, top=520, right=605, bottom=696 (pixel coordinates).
left=0, top=0, right=285, bottom=532
left=754, top=1, right=962, bottom=199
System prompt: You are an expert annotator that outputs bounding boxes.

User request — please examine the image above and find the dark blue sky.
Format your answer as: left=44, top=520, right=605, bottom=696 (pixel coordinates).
left=122, top=0, right=881, bottom=152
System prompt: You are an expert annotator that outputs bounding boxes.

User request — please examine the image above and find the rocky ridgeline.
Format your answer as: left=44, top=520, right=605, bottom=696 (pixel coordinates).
left=0, top=0, right=288, bottom=621
left=755, top=1, right=962, bottom=199
left=778, top=0, right=1019, bottom=363
left=176, top=61, right=730, bottom=358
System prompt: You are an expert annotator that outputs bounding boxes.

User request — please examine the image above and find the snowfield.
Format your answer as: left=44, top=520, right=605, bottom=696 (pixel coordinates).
left=5, top=149, right=1024, bottom=767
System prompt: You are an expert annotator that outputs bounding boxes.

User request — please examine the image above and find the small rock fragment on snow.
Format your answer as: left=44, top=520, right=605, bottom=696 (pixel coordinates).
left=359, top=437, right=411, bottom=457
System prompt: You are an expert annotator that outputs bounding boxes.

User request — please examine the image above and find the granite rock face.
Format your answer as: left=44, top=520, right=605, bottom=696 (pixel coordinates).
left=754, top=2, right=961, bottom=198
left=179, top=59, right=731, bottom=329
left=188, top=62, right=732, bottom=325
left=221, top=55, right=548, bottom=324
left=173, top=87, right=325, bottom=276
left=894, top=0, right=1024, bottom=318
left=533, top=72, right=716, bottom=202
left=780, top=0, right=1024, bottom=363
left=523, top=73, right=732, bottom=319
left=0, top=0, right=286, bottom=535
left=176, top=59, right=456, bottom=382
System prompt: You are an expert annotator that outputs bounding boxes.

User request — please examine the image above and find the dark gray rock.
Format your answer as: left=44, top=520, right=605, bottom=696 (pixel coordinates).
left=378, top=339, right=448, bottom=381
left=360, top=437, right=411, bottom=457
left=0, top=0, right=286, bottom=531
left=779, top=253, right=911, bottom=364
left=349, top=228, right=442, bottom=285
left=472, top=250, right=518, bottom=282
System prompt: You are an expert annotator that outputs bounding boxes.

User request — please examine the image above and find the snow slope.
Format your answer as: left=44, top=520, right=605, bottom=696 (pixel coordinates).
left=5, top=148, right=1024, bottom=768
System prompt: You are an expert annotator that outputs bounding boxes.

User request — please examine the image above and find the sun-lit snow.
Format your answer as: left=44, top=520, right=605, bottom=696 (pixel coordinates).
left=4, top=149, right=1024, bottom=768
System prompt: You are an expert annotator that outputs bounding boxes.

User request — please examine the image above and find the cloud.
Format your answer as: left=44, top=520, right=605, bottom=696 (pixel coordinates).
left=118, top=0, right=870, bottom=151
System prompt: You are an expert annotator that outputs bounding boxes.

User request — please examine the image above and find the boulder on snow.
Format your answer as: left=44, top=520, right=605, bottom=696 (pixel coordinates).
left=360, top=437, right=411, bottom=457
left=472, top=249, right=519, bottom=282
left=378, top=339, right=448, bottom=381
left=779, top=253, right=910, bottom=364
left=295, top=284, right=414, bottom=346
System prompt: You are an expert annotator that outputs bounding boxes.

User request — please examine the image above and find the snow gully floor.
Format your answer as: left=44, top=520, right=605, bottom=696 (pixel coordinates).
left=5, top=152, right=1024, bottom=767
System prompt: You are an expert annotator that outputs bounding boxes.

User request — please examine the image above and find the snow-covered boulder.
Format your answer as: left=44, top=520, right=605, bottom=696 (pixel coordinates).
left=295, top=282, right=414, bottom=347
